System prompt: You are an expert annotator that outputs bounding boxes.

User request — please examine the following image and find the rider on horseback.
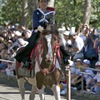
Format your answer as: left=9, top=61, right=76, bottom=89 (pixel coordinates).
left=15, top=0, right=55, bottom=68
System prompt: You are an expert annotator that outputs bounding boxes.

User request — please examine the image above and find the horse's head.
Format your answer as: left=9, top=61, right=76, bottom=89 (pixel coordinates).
left=36, top=27, right=60, bottom=74
left=42, top=28, right=59, bottom=63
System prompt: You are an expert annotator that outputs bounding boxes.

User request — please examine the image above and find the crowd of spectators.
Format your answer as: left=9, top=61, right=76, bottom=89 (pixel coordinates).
left=58, top=24, right=100, bottom=95
left=0, top=22, right=32, bottom=79
left=0, top=22, right=100, bottom=96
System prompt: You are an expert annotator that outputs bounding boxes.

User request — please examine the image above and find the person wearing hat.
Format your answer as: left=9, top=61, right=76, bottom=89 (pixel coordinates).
left=60, top=30, right=71, bottom=65
left=14, top=0, right=55, bottom=68
left=75, top=59, right=83, bottom=71
left=82, top=59, right=95, bottom=90
left=86, top=61, right=100, bottom=94
left=72, top=59, right=94, bottom=90
left=69, top=27, right=84, bottom=61
left=84, top=28, right=99, bottom=68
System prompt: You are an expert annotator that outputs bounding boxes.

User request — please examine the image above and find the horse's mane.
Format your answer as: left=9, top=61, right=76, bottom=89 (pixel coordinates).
left=41, top=24, right=59, bottom=36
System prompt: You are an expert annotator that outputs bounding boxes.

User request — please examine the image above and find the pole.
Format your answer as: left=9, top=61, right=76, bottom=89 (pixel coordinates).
left=66, top=65, right=71, bottom=100
left=81, top=73, right=84, bottom=91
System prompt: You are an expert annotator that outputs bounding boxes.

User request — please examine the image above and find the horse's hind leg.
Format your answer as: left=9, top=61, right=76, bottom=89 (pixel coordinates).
left=51, top=85, right=61, bottom=100
left=17, top=78, right=26, bottom=100
left=29, top=85, right=37, bottom=100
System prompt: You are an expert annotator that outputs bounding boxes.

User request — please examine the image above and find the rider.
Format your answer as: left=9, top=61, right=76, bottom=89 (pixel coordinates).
left=15, top=0, right=55, bottom=68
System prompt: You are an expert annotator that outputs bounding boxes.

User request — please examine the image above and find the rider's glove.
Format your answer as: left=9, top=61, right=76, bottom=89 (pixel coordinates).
left=37, top=26, right=44, bottom=33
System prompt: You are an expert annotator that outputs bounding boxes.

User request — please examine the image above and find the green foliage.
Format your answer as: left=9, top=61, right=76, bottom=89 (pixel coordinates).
left=90, top=0, right=100, bottom=28
left=1, top=0, right=22, bottom=25
left=55, top=0, right=84, bottom=28
left=0, top=0, right=100, bottom=28
left=55, top=0, right=100, bottom=28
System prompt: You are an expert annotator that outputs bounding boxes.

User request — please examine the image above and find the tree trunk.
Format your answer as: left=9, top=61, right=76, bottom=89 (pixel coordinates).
left=22, top=0, right=28, bottom=28
left=83, top=0, right=92, bottom=25
left=28, top=0, right=37, bottom=29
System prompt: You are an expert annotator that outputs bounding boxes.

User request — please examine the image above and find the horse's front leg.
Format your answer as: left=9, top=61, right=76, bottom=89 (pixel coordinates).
left=51, top=84, right=61, bottom=100
left=17, top=78, right=26, bottom=100
left=37, top=86, right=45, bottom=100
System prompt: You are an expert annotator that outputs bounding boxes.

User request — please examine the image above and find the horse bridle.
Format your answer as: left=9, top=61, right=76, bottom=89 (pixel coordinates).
left=35, top=35, right=61, bottom=75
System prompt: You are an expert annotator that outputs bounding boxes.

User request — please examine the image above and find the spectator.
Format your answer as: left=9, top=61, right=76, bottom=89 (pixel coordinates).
left=70, top=60, right=81, bottom=84
left=22, top=29, right=32, bottom=40
left=5, top=62, right=14, bottom=80
left=84, top=28, right=99, bottom=68
left=71, top=60, right=85, bottom=91
left=71, top=59, right=94, bottom=91
left=0, top=48, right=8, bottom=70
left=69, top=27, right=84, bottom=61
left=60, top=60, right=75, bottom=95
left=86, top=61, right=100, bottom=95
left=79, top=24, right=89, bottom=45
left=60, top=30, right=71, bottom=65
left=75, top=59, right=83, bottom=71
left=83, top=59, right=95, bottom=90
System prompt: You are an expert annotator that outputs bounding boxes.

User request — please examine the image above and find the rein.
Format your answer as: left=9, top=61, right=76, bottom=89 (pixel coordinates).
left=54, top=38, right=62, bottom=64
left=36, top=39, right=48, bottom=75
left=36, top=38, right=61, bottom=75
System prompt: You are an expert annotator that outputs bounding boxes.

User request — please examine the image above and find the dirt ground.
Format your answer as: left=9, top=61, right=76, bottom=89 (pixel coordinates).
left=0, top=72, right=90, bottom=100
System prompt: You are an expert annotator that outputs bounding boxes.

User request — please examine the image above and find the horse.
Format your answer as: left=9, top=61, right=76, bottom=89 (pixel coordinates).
left=15, top=27, right=63, bottom=100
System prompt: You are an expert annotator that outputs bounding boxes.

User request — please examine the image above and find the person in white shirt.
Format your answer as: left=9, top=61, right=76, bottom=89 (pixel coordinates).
left=69, top=31, right=84, bottom=61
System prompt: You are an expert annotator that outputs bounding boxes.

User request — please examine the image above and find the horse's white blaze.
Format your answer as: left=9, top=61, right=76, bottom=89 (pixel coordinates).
left=45, top=34, right=60, bottom=69
left=56, top=59, right=60, bottom=69
left=45, top=34, right=53, bottom=59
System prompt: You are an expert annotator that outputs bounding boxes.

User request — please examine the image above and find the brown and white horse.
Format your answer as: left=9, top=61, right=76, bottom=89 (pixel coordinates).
left=16, top=28, right=62, bottom=100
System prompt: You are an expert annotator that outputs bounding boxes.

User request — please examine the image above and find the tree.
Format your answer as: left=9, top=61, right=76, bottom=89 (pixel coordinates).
left=22, top=0, right=28, bottom=27
left=0, top=0, right=100, bottom=28
left=83, top=0, right=92, bottom=25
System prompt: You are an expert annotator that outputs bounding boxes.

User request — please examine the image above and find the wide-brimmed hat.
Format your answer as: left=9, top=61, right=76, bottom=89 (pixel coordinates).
left=70, top=27, right=77, bottom=35
left=83, top=59, right=90, bottom=65
left=95, top=61, right=100, bottom=67
left=76, top=59, right=82, bottom=63
left=63, top=31, right=70, bottom=36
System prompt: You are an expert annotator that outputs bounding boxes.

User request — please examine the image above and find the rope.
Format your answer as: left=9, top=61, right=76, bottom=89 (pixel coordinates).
left=0, top=59, right=15, bottom=63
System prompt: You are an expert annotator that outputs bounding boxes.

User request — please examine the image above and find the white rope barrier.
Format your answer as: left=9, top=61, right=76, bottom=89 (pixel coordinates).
left=81, top=67, right=100, bottom=91
left=0, top=59, right=15, bottom=63
left=83, top=67, right=100, bottom=72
